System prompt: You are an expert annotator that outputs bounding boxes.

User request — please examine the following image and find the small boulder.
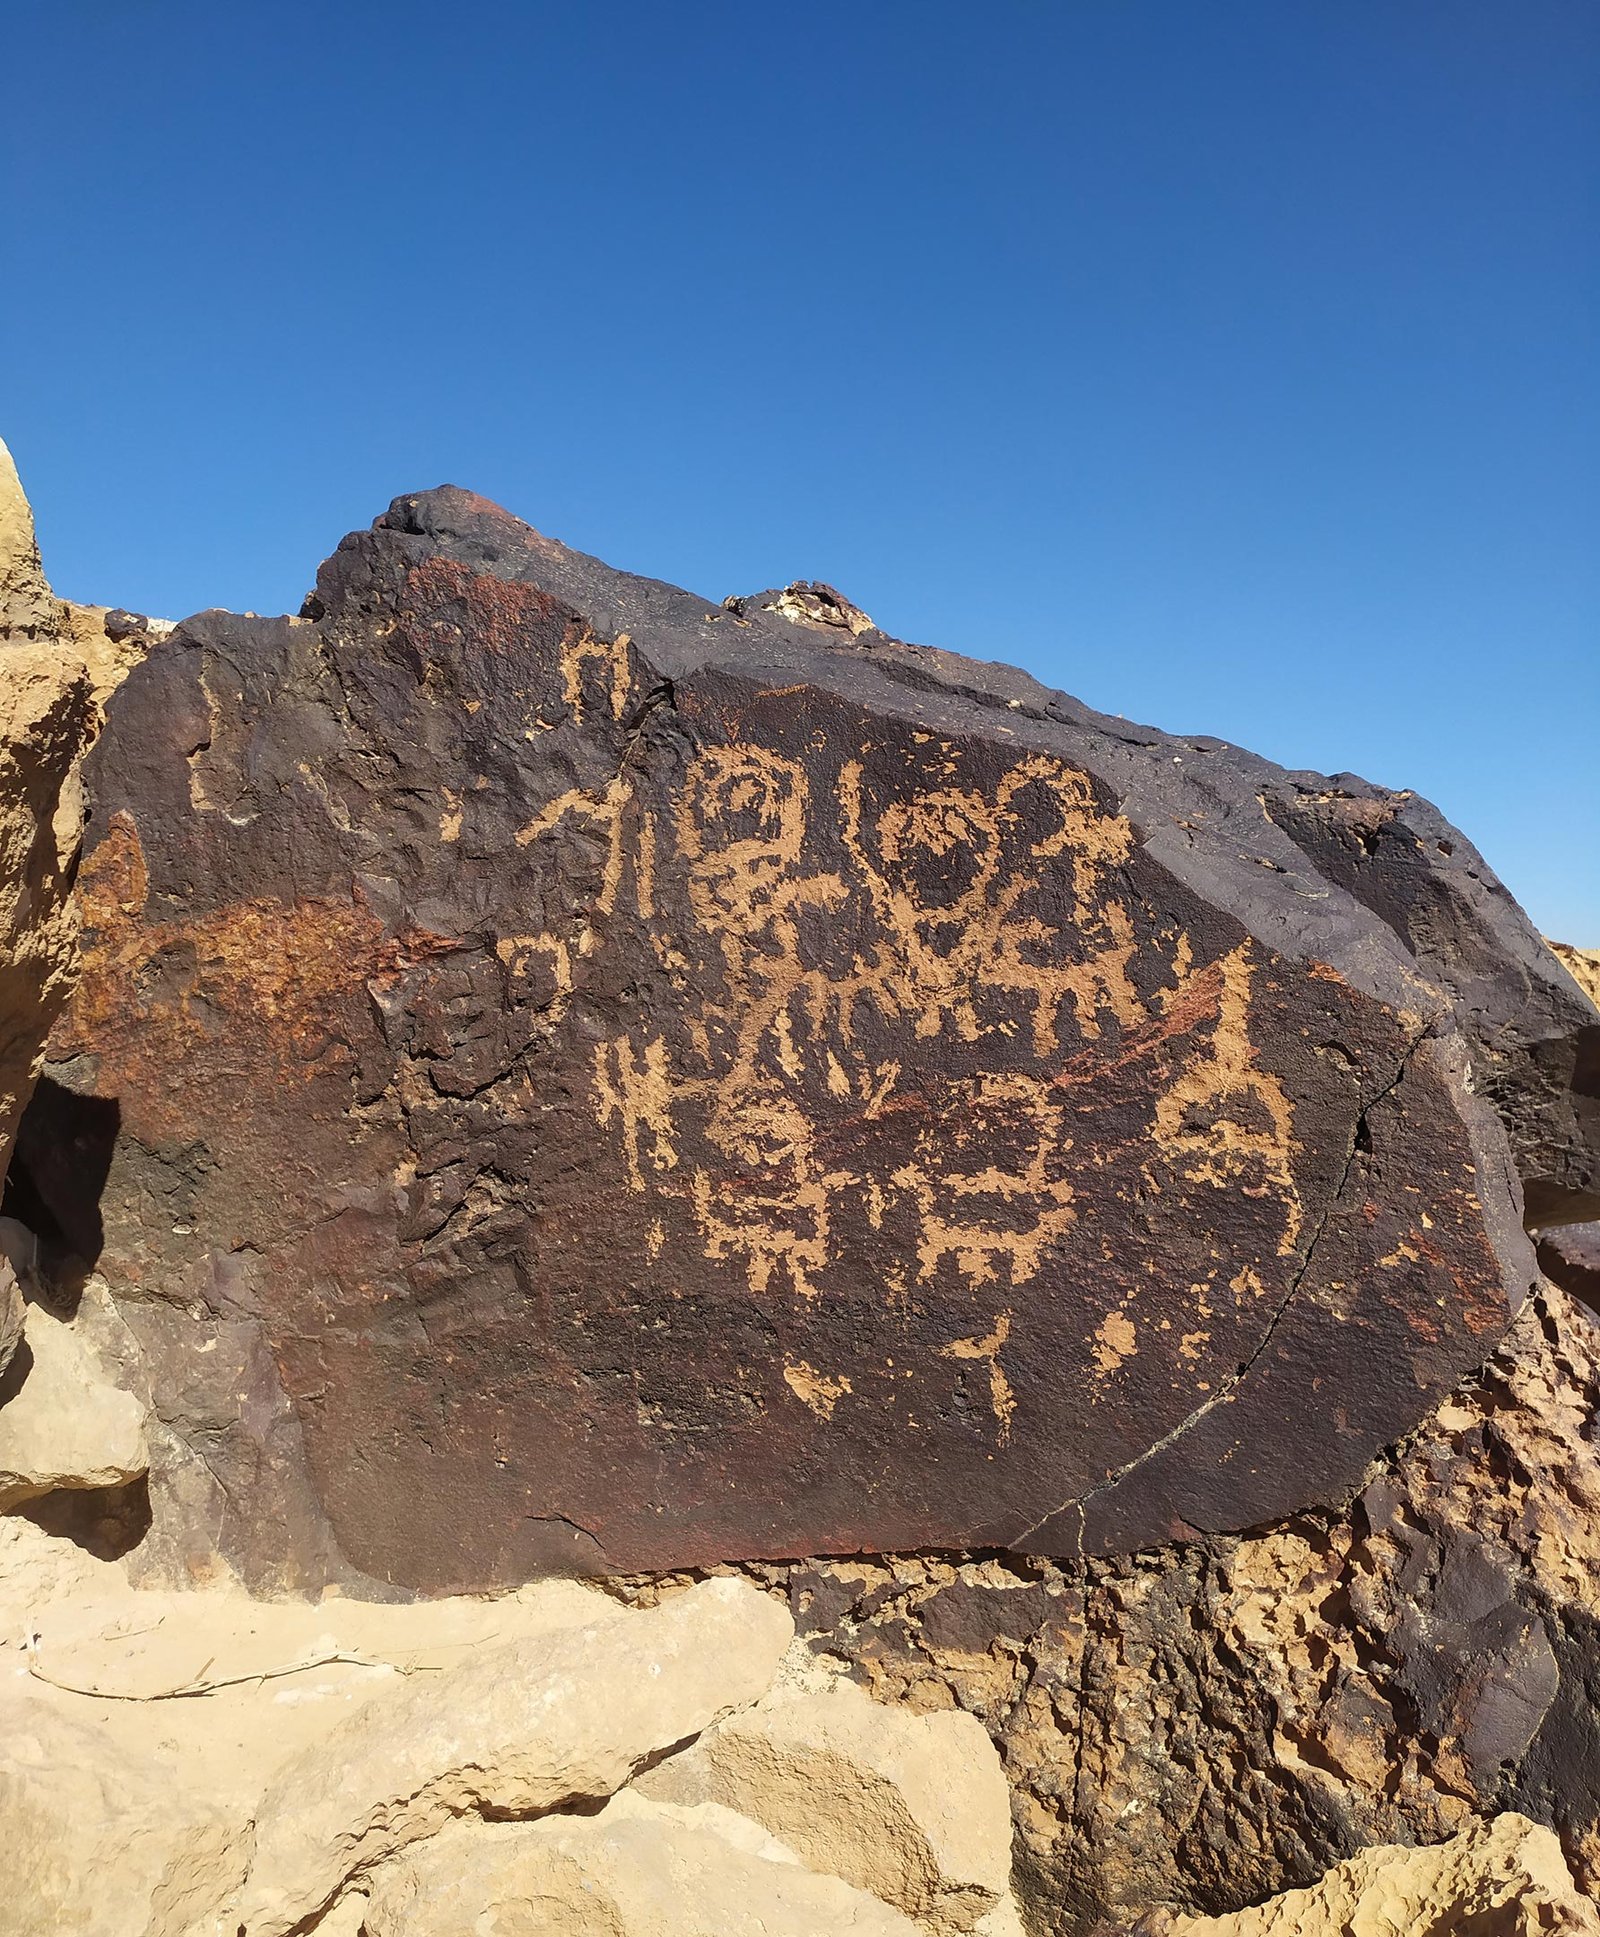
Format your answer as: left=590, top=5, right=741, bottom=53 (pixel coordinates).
left=638, top=1667, right=1014, bottom=1935
left=238, top=1577, right=794, bottom=1935
left=1150, top=1811, right=1599, bottom=1936
left=0, top=1262, right=21, bottom=1381
left=362, top=1790, right=922, bottom=1936
left=0, top=1301, right=147, bottom=1507
left=1537, top=1220, right=1600, bottom=1319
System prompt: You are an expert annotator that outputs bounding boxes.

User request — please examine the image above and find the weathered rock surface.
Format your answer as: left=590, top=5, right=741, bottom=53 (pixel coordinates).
left=1140, top=1812, right=1599, bottom=1936
left=239, top=1575, right=793, bottom=1936
left=0, top=1513, right=626, bottom=1937
left=0, top=1261, right=20, bottom=1379
left=1249, top=789, right=1600, bottom=1227
left=0, top=1297, right=147, bottom=1506
left=639, top=1669, right=1013, bottom=1935
left=1538, top=1220, right=1600, bottom=1317
left=362, top=1792, right=925, bottom=1937
left=29, top=484, right=1568, bottom=1589
left=0, top=439, right=97, bottom=1192
left=0, top=1536, right=798, bottom=1937
left=0, top=1523, right=1024, bottom=1936
left=779, top=1278, right=1600, bottom=1931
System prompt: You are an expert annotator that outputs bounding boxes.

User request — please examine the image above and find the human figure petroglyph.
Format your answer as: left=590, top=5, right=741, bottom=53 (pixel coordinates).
left=840, top=753, right=1144, bottom=1054
left=505, top=712, right=1302, bottom=1323
left=1151, top=944, right=1303, bottom=1254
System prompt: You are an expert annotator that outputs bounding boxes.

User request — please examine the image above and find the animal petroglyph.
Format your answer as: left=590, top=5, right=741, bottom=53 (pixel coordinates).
left=52, top=492, right=1525, bottom=1581
left=510, top=721, right=1304, bottom=1367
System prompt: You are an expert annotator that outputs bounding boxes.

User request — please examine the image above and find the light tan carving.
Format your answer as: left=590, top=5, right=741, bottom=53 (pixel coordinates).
left=1152, top=945, right=1303, bottom=1254
left=506, top=704, right=1303, bottom=1411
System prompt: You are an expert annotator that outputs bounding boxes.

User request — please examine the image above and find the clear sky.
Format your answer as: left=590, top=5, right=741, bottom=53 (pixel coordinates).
left=4, top=3, right=1596, bottom=938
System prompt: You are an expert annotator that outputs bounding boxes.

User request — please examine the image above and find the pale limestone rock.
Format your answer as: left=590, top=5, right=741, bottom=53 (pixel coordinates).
left=307, top=1895, right=370, bottom=1937
left=0, top=1519, right=633, bottom=1937
left=0, top=1706, right=247, bottom=1937
left=237, top=1577, right=794, bottom=1936
left=0, top=438, right=57, bottom=640
left=973, top=1899, right=1028, bottom=1937
left=0, top=1261, right=20, bottom=1381
left=362, top=1789, right=923, bottom=1937
left=1549, top=939, right=1600, bottom=1012
left=0, top=440, right=155, bottom=1203
left=637, top=1658, right=1013, bottom=1935
left=0, top=1300, right=147, bottom=1505
left=0, top=439, right=96, bottom=1183
left=1161, top=1811, right=1599, bottom=1936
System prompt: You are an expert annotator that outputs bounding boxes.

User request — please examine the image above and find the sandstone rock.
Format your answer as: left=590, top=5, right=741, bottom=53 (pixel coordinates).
left=639, top=1668, right=1013, bottom=1935
left=0, top=1261, right=20, bottom=1379
left=783, top=1278, right=1600, bottom=1931
left=0, top=1705, right=247, bottom=1937
left=0, top=438, right=58, bottom=640
left=0, top=438, right=96, bottom=1191
left=1549, top=939, right=1600, bottom=1012
left=362, top=1791, right=923, bottom=1937
left=237, top=1577, right=793, bottom=1935
left=0, top=1530, right=780, bottom=1937
left=0, top=1299, right=147, bottom=1506
left=32, top=485, right=1559, bottom=1589
left=1150, top=1811, right=1599, bottom=1936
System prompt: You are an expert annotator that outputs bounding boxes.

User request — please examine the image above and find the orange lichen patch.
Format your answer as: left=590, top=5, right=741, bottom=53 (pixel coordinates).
left=401, top=556, right=561, bottom=657
left=81, top=810, right=149, bottom=918
left=57, top=831, right=455, bottom=1143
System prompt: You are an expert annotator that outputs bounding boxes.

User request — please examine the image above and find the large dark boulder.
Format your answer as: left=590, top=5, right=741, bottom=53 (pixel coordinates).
left=31, top=486, right=1563, bottom=1591
left=1256, top=784, right=1600, bottom=1227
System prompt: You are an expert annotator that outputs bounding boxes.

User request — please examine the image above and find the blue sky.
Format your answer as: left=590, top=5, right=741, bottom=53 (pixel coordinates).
left=4, top=2, right=1596, bottom=938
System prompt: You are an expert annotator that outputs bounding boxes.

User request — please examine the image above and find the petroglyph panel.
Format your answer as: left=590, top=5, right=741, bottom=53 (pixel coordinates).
left=43, top=492, right=1523, bottom=1590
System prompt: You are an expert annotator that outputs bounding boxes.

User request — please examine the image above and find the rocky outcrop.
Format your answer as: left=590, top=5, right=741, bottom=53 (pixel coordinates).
left=0, top=1262, right=20, bottom=1380
left=1142, top=1812, right=1598, bottom=1936
left=239, top=1576, right=793, bottom=1936
left=361, top=1794, right=927, bottom=1937
left=775, top=1276, right=1600, bottom=1930
left=28, top=484, right=1578, bottom=1591
left=0, top=1296, right=147, bottom=1506
left=638, top=1670, right=1014, bottom=1935
left=1550, top=941, right=1600, bottom=1014
left=0, top=439, right=97, bottom=1193
left=0, top=1518, right=1020, bottom=1936
left=4, top=462, right=1596, bottom=1934
left=1250, top=792, right=1600, bottom=1227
